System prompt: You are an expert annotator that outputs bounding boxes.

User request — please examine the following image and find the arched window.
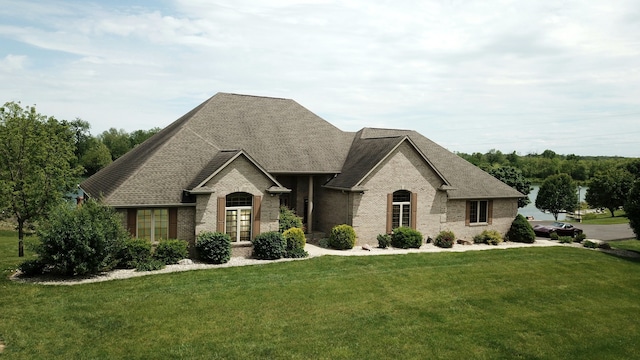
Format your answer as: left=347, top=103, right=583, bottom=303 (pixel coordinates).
left=392, top=190, right=411, bottom=229
left=226, top=192, right=253, bottom=242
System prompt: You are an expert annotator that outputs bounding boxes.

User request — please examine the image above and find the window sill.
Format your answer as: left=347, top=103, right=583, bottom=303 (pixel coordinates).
left=469, top=222, right=489, bottom=227
left=231, top=241, right=252, bottom=248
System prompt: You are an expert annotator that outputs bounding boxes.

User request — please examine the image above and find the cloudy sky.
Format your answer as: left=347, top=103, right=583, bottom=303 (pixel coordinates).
left=1, top=0, right=639, bottom=157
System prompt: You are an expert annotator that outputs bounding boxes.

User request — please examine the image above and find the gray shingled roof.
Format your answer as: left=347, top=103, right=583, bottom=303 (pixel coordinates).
left=81, top=93, right=522, bottom=205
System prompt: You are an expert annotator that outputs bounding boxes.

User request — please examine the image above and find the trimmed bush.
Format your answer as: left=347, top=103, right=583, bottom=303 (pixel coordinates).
left=434, top=230, right=455, bottom=248
left=550, top=232, right=559, bottom=240
left=196, top=231, right=232, bottom=264
left=558, top=236, right=573, bottom=244
left=279, top=206, right=303, bottom=233
left=252, top=231, right=286, bottom=260
left=377, top=233, right=391, bottom=249
left=18, top=259, right=46, bottom=276
left=574, top=233, right=586, bottom=243
left=506, top=214, right=536, bottom=243
left=154, top=239, right=189, bottom=265
left=583, top=240, right=598, bottom=248
left=117, top=237, right=152, bottom=269
left=391, top=227, right=423, bottom=249
left=283, top=227, right=308, bottom=258
left=32, top=200, right=129, bottom=276
left=473, top=230, right=503, bottom=245
left=328, top=224, right=357, bottom=250
left=135, top=259, right=166, bottom=272
left=598, top=242, right=612, bottom=250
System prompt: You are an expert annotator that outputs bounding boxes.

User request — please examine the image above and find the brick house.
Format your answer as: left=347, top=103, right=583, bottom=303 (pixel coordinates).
left=81, top=93, right=523, bottom=247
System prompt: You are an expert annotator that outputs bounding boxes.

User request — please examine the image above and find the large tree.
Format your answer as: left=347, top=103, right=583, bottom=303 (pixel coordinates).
left=626, top=180, right=640, bottom=240
left=487, top=166, right=532, bottom=208
left=0, top=102, right=82, bottom=256
left=585, top=168, right=633, bottom=217
left=535, top=173, right=578, bottom=221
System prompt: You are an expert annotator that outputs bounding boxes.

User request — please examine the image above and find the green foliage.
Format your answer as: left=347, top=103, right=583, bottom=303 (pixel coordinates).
left=473, top=230, right=503, bottom=245
left=377, top=233, right=391, bottom=249
left=135, top=258, right=166, bottom=272
left=328, top=224, right=357, bottom=250
left=586, top=168, right=634, bottom=217
left=506, top=214, right=536, bottom=243
left=391, top=227, right=423, bottom=249
left=30, top=200, right=129, bottom=276
left=574, top=233, right=586, bottom=243
left=117, top=237, right=152, bottom=269
left=98, top=127, right=131, bottom=160
left=487, top=166, right=532, bottom=208
left=154, top=239, right=189, bottom=265
left=550, top=232, right=559, bottom=240
left=252, top=231, right=286, bottom=260
left=279, top=206, right=303, bottom=233
left=18, top=258, right=46, bottom=276
left=558, top=236, right=573, bottom=244
left=283, top=227, right=308, bottom=258
left=434, top=230, right=455, bottom=248
left=625, top=181, right=640, bottom=240
left=80, top=138, right=112, bottom=176
left=583, top=240, right=598, bottom=248
left=195, top=231, right=231, bottom=264
left=536, top=174, right=578, bottom=221
left=0, top=101, right=83, bottom=256
left=597, top=242, right=611, bottom=250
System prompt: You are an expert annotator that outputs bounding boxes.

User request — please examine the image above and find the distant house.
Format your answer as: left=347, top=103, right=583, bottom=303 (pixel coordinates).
left=81, top=93, right=523, bottom=247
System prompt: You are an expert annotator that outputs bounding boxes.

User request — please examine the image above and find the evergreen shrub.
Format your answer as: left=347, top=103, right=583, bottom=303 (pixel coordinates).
left=391, top=227, right=423, bottom=249
left=283, top=227, right=308, bottom=258
left=252, top=231, right=286, bottom=260
left=279, top=206, right=303, bottom=233
left=506, top=214, right=536, bottom=243
left=377, top=233, right=391, bottom=249
left=196, top=231, right=231, bottom=264
left=154, top=239, right=189, bottom=264
left=117, top=237, right=152, bottom=269
left=328, top=224, right=357, bottom=250
left=135, top=259, right=166, bottom=271
left=558, top=236, right=573, bottom=244
left=550, top=232, right=559, bottom=240
left=574, top=233, right=586, bottom=243
left=434, top=230, right=455, bottom=248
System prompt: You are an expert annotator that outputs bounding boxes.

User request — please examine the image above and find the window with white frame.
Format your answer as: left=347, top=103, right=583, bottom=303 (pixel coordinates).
left=392, top=190, right=411, bottom=229
left=469, top=200, right=488, bottom=224
left=137, top=208, right=168, bottom=241
left=226, top=192, right=253, bottom=242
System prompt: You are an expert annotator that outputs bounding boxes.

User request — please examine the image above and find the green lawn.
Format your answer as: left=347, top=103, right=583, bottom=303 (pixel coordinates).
left=573, top=210, right=629, bottom=225
left=1, top=231, right=640, bottom=359
left=610, top=239, right=640, bottom=253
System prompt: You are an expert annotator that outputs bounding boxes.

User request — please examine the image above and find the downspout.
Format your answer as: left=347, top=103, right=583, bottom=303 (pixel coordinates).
left=307, top=175, right=313, bottom=233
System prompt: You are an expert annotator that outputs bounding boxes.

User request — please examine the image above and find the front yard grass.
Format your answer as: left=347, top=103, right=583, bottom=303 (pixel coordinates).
left=1, top=231, right=639, bottom=359
left=610, top=239, right=640, bottom=253
left=574, top=209, right=629, bottom=225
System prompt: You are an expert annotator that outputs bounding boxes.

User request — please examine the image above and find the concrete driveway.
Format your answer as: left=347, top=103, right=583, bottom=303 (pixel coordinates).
left=532, top=221, right=635, bottom=241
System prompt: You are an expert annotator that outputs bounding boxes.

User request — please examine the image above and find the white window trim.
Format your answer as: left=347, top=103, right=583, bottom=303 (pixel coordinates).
left=469, top=200, right=488, bottom=225
left=225, top=205, right=252, bottom=242
left=392, top=200, right=411, bottom=228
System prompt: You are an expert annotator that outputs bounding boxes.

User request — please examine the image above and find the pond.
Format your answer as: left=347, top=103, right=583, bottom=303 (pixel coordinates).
left=517, top=185, right=587, bottom=221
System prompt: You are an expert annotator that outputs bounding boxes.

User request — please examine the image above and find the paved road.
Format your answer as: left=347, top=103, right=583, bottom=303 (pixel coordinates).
left=532, top=221, right=635, bottom=241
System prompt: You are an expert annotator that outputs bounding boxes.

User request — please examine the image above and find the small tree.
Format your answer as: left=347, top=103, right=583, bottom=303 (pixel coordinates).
left=0, top=102, right=83, bottom=257
left=625, top=181, right=640, bottom=240
left=535, top=174, right=578, bottom=221
left=487, top=166, right=532, bottom=208
left=586, top=168, right=634, bottom=217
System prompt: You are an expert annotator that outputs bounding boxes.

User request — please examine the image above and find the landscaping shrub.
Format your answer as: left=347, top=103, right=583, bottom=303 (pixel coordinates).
left=117, top=237, right=152, bottom=269
left=18, top=259, right=45, bottom=276
left=283, top=227, right=308, bottom=258
left=252, top=231, right=286, bottom=260
left=154, top=239, right=189, bottom=265
left=279, top=206, right=303, bottom=233
left=506, top=214, right=535, bottom=243
left=574, top=233, right=586, bottom=243
left=583, top=240, right=598, bottom=248
left=328, top=224, right=357, bottom=250
left=196, top=231, right=231, bottom=264
left=434, top=230, right=455, bottom=248
left=391, top=227, right=423, bottom=249
left=377, top=233, right=391, bottom=249
left=550, top=232, right=559, bottom=240
left=598, top=242, right=612, bottom=250
left=135, top=258, right=166, bottom=272
left=30, top=200, right=129, bottom=276
left=473, top=230, right=503, bottom=245
left=558, top=236, right=573, bottom=244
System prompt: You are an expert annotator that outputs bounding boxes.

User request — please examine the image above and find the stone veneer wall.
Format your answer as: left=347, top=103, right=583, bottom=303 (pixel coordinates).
left=443, top=198, right=518, bottom=240
left=350, top=142, right=448, bottom=245
left=194, top=155, right=279, bottom=238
